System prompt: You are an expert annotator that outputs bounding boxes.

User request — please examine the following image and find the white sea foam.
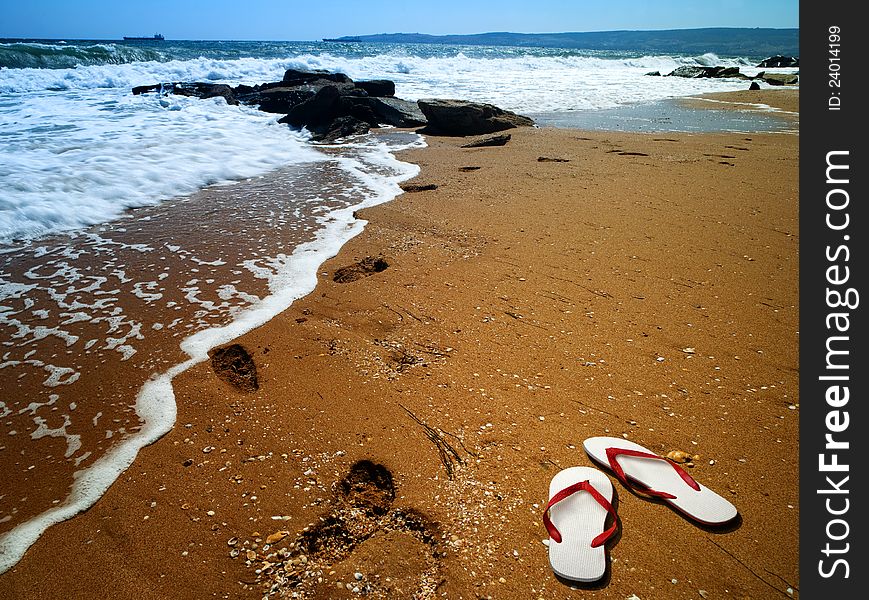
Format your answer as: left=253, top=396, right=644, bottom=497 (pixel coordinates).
left=0, top=89, right=324, bottom=241
left=0, top=50, right=795, bottom=243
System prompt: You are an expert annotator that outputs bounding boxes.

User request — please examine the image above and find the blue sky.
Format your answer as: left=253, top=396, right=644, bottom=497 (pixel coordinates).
left=2, top=0, right=799, bottom=41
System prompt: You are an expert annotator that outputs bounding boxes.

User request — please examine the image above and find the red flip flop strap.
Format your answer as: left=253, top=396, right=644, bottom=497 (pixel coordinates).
left=605, top=447, right=700, bottom=499
left=543, top=480, right=618, bottom=547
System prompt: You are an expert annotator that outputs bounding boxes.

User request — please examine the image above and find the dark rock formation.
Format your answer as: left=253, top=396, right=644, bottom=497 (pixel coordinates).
left=132, top=83, right=166, bottom=95
left=356, top=79, right=396, bottom=97
left=132, top=82, right=239, bottom=105
left=348, top=97, right=427, bottom=127
left=171, top=82, right=238, bottom=105
left=311, top=116, right=372, bottom=143
left=233, top=85, right=314, bottom=113
left=666, top=66, right=717, bottom=78
left=749, top=81, right=761, bottom=90
left=645, top=70, right=661, bottom=76
left=280, top=85, right=344, bottom=128
left=417, top=99, right=534, bottom=136
left=666, top=65, right=748, bottom=79
left=757, top=55, right=799, bottom=68
left=130, top=69, right=528, bottom=145
left=757, top=72, right=799, bottom=86
left=461, top=133, right=511, bottom=147
left=282, top=68, right=353, bottom=85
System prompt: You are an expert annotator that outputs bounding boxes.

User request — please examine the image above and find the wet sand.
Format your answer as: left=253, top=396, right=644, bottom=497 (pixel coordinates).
left=0, top=90, right=799, bottom=599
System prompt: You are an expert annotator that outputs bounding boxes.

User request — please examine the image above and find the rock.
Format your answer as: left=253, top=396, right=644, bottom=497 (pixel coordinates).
left=280, top=85, right=344, bottom=128
left=311, top=115, right=371, bottom=142
left=757, top=55, right=799, bottom=68
left=758, top=72, right=799, bottom=86
left=666, top=65, right=746, bottom=79
left=282, top=68, right=353, bottom=86
left=749, top=81, right=761, bottom=90
left=132, top=81, right=239, bottom=104
left=339, top=97, right=383, bottom=126
left=355, top=79, right=396, bottom=97
left=132, top=83, right=169, bottom=95
left=715, top=66, right=748, bottom=78
left=417, top=98, right=534, bottom=136
left=235, top=85, right=315, bottom=113
left=172, top=82, right=238, bottom=105
left=461, top=133, right=511, bottom=147
left=645, top=71, right=661, bottom=76
left=666, top=65, right=720, bottom=78
left=348, top=96, right=427, bottom=127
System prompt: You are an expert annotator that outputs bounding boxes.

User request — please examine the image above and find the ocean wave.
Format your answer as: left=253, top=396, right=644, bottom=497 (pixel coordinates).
left=0, top=93, right=324, bottom=241
left=0, top=49, right=756, bottom=94
left=0, top=42, right=166, bottom=69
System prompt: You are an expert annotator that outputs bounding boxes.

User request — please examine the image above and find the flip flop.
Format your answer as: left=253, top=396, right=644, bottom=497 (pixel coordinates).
left=543, top=466, right=618, bottom=583
left=583, top=436, right=738, bottom=525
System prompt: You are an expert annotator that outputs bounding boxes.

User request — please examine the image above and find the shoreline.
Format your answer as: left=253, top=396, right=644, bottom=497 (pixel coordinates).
left=1, top=91, right=799, bottom=598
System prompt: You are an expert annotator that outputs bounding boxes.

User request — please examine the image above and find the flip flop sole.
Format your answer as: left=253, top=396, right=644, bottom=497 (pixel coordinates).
left=583, top=436, right=737, bottom=525
left=547, top=466, right=614, bottom=582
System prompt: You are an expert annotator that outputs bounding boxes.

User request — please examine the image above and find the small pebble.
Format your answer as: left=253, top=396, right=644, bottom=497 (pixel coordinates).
left=354, top=572, right=363, bottom=581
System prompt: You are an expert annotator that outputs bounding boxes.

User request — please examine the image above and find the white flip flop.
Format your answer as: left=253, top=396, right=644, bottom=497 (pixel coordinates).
left=543, top=466, right=618, bottom=583
left=583, top=436, right=737, bottom=525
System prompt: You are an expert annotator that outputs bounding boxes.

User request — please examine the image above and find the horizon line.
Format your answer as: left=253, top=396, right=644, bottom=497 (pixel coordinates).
left=1, top=25, right=799, bottom=43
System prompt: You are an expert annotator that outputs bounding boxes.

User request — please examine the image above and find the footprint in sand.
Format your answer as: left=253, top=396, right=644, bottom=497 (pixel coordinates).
left=240, top=460, right=442, bottom=599
left=210, top=343, right=259, bottom=392
left=332, top=256, right=389, bottom=283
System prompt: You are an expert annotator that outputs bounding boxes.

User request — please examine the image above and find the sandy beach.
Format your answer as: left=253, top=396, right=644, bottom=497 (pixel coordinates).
left=0, top=90, right=799, bottom=599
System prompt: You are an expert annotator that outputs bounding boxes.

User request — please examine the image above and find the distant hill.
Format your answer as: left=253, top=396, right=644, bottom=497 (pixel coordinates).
left=323, top=28, right=799, bottom=58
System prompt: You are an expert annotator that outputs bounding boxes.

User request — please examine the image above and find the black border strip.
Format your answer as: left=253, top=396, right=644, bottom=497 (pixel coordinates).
left=800, top=1, right=866, bottom=595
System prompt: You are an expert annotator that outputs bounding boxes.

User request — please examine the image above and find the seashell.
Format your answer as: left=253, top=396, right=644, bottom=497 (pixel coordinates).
left=665, top=449, right=694, bottom=463
left=266, top=531, right=289, bottom=545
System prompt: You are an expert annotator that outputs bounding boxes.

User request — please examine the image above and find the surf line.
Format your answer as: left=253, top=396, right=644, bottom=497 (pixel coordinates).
left=816, top=149, right=856, bottom=580
left=0, top=138, right=422, bottom=575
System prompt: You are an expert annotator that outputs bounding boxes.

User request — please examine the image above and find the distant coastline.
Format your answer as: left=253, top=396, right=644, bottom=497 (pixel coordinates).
left=320, top=27, right=799, bottom=57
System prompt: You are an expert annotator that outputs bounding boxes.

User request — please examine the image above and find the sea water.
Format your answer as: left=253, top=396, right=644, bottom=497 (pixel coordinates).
left=0, top=39, right=797, bottom=572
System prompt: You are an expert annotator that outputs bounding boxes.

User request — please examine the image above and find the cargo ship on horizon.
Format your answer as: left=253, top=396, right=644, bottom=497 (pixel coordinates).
left=123, top=33, right=165, bottom=41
